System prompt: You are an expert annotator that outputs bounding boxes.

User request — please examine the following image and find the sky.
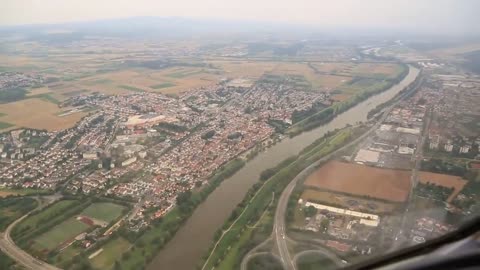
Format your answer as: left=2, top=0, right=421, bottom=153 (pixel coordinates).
left=2, top=0, right=480, bottom=35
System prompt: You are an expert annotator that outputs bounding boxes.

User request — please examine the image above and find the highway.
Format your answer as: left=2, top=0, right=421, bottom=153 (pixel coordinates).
left=0, top=196, right=62, bottom=270
left=272, top=76, right=424, bottom=270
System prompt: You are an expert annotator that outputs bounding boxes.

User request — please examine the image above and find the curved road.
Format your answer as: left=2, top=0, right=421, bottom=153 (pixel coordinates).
left=273, top=74, right=424, bottom=270
left=293, top=249, right=344, bottom=268
left=0, top=196, right=62, bottom=270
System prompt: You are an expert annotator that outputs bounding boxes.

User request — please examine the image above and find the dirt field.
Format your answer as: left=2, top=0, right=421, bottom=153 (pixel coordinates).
left=0, top=190, right=19, bottom=198
left=418, top=171, right=467, bottom=202
left=303, top=161, right=412, bottom=202
left=0, top=98, right=86, bottom=131
left=301, top=189, right=397, bottom=213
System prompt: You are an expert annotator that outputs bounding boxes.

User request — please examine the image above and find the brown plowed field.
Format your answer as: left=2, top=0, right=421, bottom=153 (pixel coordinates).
left=304, top=161, right=412, bottom=202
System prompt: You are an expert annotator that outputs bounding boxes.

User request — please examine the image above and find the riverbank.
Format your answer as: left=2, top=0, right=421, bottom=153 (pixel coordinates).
left=200, top=127, right=362, bottom=270
left=288, top=64, right=409, bottom=136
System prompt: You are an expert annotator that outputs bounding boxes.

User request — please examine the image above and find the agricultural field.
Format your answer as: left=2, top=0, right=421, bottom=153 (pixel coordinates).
left=89, top=237, right=132, bottom=270
left=418, top=171, right=467, bottom=202
left=80, top=202, right=126, bottom=224
left=0, top=98, right=86, bottom=131
left=303, top=161, right=412, bottom=202
left=300, top=189, right=397, bottom=214
left=74, top=66, right=219, bottom=95
left=33, top=217, right=91, bottom=251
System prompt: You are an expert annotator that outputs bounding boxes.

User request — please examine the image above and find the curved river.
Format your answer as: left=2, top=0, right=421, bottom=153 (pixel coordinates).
left=148, top=66, right=420, bottom=270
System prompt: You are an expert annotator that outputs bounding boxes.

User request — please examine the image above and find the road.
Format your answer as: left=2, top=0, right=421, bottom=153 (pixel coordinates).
left=0, top=195, right=62, bottom=270
left=272, top=76, right=424, bottom=270
left=391, top=106, right=431, bottom=251
left=292, top=249, right=344, bottom=268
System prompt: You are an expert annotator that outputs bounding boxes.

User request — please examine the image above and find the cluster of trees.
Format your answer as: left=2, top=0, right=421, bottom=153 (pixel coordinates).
left=201, top=130, right=216, bottom=140
left=0, top=251, right=15, bottom=270
left=154, top=122, right=188, bottom=133
left=0, top=197, right=38, bottom=231
left=421, top=159, right=467, bottom=177
left=415, top=182, right=454, bottom=202
left=291, top=103, right=327, bottom=124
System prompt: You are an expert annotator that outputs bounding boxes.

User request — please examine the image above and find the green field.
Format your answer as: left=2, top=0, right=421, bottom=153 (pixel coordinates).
left=52, top=244, right=83, bottom=267
left=33, top=217, right=90, bottom=251
left=0, top=197, right=38, bottom=231
left=151, top=82, right=176, bottom=89
left=166, top=70, right=203, bottom=78
left=118, top=85, right=145, bottom=92
left=297, top=253, right=336, bottom=270
left=0, top=121, right=14, bottom=129
left=81, top=202, right=125, bottom=223
left=28, top=93, right=60, bottom=104
left=13, top=200, right=78, bottom=236
left=85, top=79, right=113, bottom=85
left=90, top=237, right=131, bottom=269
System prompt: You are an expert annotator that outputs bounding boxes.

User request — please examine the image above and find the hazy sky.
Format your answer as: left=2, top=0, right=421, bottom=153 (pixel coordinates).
left=2, top=0, right=479, bottom=34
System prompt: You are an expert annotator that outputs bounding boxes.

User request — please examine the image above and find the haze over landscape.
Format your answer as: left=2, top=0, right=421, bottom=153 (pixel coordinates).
left=2, top=0, right=480, bottom=36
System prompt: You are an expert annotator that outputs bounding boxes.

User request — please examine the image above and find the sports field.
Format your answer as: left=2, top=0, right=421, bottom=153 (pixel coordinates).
left=304, top=161, right=412, bottom=202
left=81, top=202, right=125, bottom=223
left=33, top=217, right=90, bottom=251
left=90, top=237, right=131, bottom=269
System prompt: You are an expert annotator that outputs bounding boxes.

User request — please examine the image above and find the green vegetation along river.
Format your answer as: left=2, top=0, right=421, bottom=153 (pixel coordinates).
left=147, top=65, right=420, bottom=270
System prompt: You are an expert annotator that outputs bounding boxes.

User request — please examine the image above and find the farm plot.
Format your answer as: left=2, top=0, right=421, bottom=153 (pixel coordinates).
left=0, top=98, right=86, bottom=131
left=304, top=161, right=412, bottom=202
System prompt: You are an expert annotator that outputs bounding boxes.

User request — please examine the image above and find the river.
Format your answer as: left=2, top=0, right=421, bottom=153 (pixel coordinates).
left=147, top=65, right=420, bottom=270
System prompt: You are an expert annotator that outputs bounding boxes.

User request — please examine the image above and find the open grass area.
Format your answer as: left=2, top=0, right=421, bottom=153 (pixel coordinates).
left=53, top=244, right=83, bottom=268
left=12, top=200, right=90, bottom=245
left=90, top=237, right=131, bottom=270
left=0, top=121, right=14, bottom=130
left=28, top=93, right=60, bottom=104
left=81, top=202, right=126, bottom=223
left=33, top=217, right=90, bottom=251
left=150, top=82, right=176, bottom=89
left=297, top=253, right=336, bottom=270
left=118, top=85, right=145, bottom=92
